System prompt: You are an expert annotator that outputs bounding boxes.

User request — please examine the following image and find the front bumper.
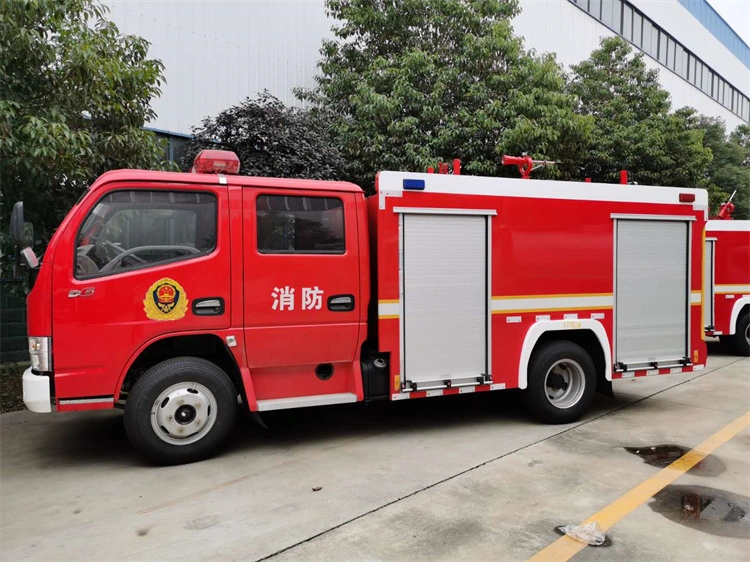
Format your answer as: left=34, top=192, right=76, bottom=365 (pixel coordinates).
left=22, top=367, right=52, bottom=413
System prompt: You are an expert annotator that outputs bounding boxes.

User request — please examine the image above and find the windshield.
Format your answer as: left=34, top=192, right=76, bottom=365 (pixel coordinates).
left=75, top=190, right=217, bottom=278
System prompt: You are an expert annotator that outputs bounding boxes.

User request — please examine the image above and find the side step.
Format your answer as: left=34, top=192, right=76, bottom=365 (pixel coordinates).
left=256, top=392, right=358, bottom=412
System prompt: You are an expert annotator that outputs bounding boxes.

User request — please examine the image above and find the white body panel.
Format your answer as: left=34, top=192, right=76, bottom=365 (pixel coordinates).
left=706, top=220, right=750, bottom=232
left=256, top=392, right=358, bottom=412
left=378, top=171, right=709, bottom=210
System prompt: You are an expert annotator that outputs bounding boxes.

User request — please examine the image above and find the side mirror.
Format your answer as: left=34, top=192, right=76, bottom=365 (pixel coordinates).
left=10, top=202, right=25, bottom=246
left=9, top=201, right=39, bottom=273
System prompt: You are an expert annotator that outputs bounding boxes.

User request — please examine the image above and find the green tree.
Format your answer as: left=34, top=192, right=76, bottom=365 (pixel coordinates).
left=691, top=117, right=750, bottom=219
left=183, top=91, right=346, bottom=180
left=568, top=36, right=712, bottom=187
left=301, top=0, right=592, bottom=191
left=0, top=0, right=172, bottom=240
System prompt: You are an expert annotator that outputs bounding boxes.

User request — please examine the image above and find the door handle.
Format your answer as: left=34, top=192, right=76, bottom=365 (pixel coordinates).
left=192, top=298, right=225, bottom=316
left=327, top=294, right=355, bottom=312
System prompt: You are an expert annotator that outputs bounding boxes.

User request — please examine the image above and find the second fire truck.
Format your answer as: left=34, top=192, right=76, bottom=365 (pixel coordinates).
left=704, top=197, right=750, bottom=355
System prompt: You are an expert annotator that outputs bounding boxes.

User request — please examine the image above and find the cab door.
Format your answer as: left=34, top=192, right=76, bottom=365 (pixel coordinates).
left=51, top=182, right=231, bottom=405
left=242, top=187, right=363, bottom=403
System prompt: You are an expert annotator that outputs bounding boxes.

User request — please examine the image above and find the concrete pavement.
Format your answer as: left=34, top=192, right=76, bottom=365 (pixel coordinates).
left=1, top=346, right=747, bottom=561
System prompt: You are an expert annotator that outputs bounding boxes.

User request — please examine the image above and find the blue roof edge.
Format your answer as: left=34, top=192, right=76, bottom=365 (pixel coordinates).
left=677, top=0, right=750, bottom=68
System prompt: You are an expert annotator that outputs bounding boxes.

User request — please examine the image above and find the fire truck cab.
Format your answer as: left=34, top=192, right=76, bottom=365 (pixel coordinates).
left=15, top=150, right=709, bottom=464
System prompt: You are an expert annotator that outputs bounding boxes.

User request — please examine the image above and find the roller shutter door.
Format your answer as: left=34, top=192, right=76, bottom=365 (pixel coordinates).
left=703, top=240, right=715, bottom=328
left=402, top=214, right=488, bottom=384
left=615, top=219, right=689, bottom=367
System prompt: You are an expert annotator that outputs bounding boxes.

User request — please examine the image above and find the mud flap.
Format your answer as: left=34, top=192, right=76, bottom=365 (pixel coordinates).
left=597, top=377, right=614, bottom=398
left=250, top=410, right=269, bottom=430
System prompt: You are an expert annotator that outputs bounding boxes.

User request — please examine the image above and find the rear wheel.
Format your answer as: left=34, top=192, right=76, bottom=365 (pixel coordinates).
left=524, top=341, right=596, bottom=424
left=733, top=313, right=750, bottom=357
left=719, top=335, right=737, bottom=354
left=124, top=357, right=237, bottom=465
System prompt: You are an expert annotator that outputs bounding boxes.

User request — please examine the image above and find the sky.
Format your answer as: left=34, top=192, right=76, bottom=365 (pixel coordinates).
left=706, top=0, right=750, bottom=45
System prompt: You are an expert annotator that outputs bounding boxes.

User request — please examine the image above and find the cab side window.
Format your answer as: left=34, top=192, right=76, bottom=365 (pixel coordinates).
left=75, top=190, right=217, bottom=278
left=256, top=195, right=344, bottom=254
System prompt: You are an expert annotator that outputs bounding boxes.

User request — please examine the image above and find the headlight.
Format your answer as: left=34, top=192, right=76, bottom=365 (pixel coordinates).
left=29, top=337, right=52, bottom=372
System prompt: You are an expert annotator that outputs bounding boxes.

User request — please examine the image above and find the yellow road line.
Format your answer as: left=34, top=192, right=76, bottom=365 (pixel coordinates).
left=528, top=411, right=750, bottom=562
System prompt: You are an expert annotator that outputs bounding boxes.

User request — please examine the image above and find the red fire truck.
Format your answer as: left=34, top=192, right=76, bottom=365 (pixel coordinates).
left=703, top=199, right=750, bottom=355
left=13, top=150, right=709, bottom=464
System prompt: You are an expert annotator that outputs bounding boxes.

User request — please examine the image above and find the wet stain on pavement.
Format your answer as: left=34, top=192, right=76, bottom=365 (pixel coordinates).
left=624, top=445, right=726, bottom=476
left=648, top=485, right=750, bottom=538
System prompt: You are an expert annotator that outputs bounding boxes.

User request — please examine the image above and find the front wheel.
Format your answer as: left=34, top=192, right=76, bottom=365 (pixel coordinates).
left=524, top=341, right=596, bottom=424
left=124, top=357, right=238, bottom=465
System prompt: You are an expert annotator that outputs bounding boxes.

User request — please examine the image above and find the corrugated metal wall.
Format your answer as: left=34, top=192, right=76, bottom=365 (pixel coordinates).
left=106, top=0, right=747, bottom=135
left=106, top=1, right=333, bottom=134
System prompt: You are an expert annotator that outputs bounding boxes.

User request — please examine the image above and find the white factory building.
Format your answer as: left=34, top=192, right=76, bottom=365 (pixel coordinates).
left=107, top=0, right=750, bottom=159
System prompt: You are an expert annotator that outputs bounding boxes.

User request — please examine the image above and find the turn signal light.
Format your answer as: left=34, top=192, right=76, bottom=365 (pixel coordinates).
left=679, top=193, right=696, bottom=203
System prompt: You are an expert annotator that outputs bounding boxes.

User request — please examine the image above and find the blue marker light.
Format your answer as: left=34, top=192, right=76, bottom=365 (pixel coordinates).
left=403, top=179, right=426, bottom=190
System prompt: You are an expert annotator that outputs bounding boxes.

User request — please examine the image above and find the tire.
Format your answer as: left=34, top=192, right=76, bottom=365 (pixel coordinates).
left=732, top=313, right=750, bottom=357
left=124, top=357, right=238, bottom=465
left=719, top=335, right=737, bottom=354
left=524, top=341, right=596, bottom=424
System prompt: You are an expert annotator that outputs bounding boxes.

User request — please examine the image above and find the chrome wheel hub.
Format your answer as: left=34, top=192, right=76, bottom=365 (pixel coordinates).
left=544, top=359, right=586, bottom=409
left=150, top=382, right=217, bottom=445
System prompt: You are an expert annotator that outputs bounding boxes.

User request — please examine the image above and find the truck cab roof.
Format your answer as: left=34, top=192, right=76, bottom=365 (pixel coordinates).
left=89, top=169, right=364, bottom=194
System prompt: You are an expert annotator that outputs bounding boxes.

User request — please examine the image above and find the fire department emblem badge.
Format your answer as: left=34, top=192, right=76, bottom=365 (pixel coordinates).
left=143, top=278, right=188, bottom=321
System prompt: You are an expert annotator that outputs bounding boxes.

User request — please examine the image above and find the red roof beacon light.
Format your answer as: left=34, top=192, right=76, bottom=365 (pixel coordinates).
left=191, top=150, right=241, bottom=175
left=679, top=193, right=696, bottom=203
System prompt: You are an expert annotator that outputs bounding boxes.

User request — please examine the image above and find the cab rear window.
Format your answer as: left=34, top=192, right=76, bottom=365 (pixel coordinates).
left=256, top=195, right=345, bottom=254
left=75, top=190, right=217, bottom=278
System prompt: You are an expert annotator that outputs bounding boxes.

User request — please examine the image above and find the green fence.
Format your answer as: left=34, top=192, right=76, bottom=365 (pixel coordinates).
left=1, top=289, right=28, bottom=363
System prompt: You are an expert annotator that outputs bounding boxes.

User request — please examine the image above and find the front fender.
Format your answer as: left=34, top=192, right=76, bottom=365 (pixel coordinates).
left=518, top=320, right=612, bottom=389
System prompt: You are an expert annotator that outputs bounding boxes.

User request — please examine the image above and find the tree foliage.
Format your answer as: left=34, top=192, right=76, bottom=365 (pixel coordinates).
left=0, top=0, right=172, bottom=239
left=301, top=0, right=592, bottom=191
left=183, top=91, right=345, bottom=180
left=568, top=37, right=712, bottom=187
left=690, top=117, right=750, bottom=219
